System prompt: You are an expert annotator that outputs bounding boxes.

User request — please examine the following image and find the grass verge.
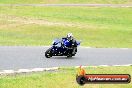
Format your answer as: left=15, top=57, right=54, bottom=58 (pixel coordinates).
left=0, top=0, right=131, bottom=4
left=0, top=66, right=132, bottom=88
left=0, top=6, right=132, bottom=47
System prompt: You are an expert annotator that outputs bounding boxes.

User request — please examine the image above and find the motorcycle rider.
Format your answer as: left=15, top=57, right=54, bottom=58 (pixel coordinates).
left=62, top=33, right=77, bottom=54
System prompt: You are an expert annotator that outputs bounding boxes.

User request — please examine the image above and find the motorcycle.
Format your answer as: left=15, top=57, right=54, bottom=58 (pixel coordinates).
left=45, top=38, right=81, bottom=58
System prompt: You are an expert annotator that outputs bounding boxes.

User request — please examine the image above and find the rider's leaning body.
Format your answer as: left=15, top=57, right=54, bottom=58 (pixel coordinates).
left=62, top=33, right=77, bottom=54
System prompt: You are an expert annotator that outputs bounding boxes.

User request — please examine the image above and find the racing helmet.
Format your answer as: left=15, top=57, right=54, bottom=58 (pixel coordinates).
left=67, top=33, right=73, bottom=40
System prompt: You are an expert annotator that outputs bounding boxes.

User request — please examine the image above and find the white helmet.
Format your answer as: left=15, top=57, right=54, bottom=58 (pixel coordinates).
left=67, top=33, right=73, bottom=37
left=67, top=33, right=73, bottom=40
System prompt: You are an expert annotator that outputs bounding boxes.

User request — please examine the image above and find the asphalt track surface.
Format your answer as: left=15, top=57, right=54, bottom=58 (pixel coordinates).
left=0, top=46, right=132, bottom=71
left=0, top=4, right=132, bottom=7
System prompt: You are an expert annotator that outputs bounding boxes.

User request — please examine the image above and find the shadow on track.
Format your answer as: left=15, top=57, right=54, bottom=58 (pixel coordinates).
left=47, top=56, right=76, bottom=59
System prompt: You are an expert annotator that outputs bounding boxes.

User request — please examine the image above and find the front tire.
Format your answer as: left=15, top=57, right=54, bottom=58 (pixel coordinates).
left=45, top=48, right=52, bottom=58
left=67, top=53, right=72, bottom=58
left=66, top=48, right=73, bottom=58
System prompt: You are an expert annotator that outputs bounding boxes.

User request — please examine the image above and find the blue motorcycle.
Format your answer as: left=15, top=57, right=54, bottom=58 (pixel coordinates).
left=45, top=38, right=81, bottom=58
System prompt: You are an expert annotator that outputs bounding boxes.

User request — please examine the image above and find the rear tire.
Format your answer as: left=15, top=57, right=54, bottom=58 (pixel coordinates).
left=45, top=48, right=52, bottom=58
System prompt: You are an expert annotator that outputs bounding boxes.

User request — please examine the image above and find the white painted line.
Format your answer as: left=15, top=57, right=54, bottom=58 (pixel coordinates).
left=51, top=67, right=59, bottom=70
left=0, top=72, right=4, bottom=75
left=113, top=64, right=132, bottom=66
left=112, top=65, right=122, bottom=66
left=31, top=68, right=45, bottom=72
left=17, top=69, right=32, bottom=73
left=99, top=65, right=109, bottom=66
left=45, top=68, right=51, bottom=71
left=75, top=65, right=99, bottom=68
left=122, top=64, right=132, bottom=66
left=0, top=64, right=131, bottom=75
left=45, top=67, right=59, bottom=71
left=75, top=66, right=89, bottom=68
left=3, top=70, right=14, bottom=74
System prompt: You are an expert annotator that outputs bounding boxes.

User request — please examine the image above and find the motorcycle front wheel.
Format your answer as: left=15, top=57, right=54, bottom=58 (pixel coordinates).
left=67, top=53, right=72, bottom=58
left=45, top=48, right=52, bottom=58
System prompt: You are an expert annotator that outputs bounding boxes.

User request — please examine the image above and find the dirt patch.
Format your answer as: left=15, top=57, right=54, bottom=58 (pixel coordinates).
left=0, top=14, right=94, bottom=29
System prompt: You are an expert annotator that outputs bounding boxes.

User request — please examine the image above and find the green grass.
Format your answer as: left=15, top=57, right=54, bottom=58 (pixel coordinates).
left=0, top=6, right=132, bottom=47
left=0, top=66, right=132, bottom=88
left=0, top=0, right=131, bottom=4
